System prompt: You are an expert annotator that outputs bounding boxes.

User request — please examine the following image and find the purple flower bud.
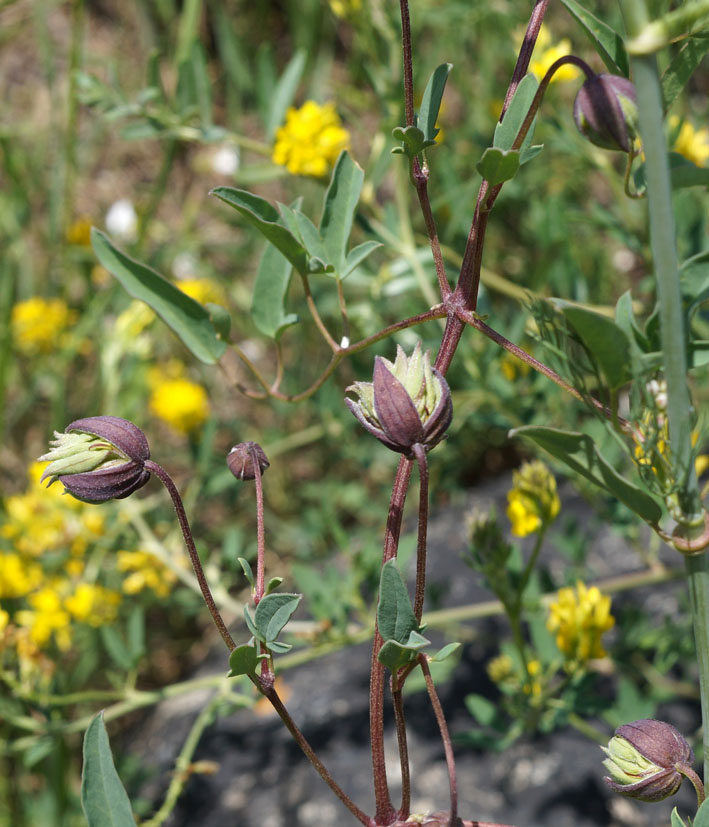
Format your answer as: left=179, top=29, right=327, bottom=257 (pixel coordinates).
left=574, top=74, right=639, bottom=153
left=602, top=719, right=695, bottom=802
left=345, top=343, right=452, bottom=456
left=39, top=416, right=151, bottom=503
left=226, top=442, right=270, bottom=481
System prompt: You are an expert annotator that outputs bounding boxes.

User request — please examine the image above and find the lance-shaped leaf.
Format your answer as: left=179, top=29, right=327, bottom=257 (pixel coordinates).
left=91, top=229, right=226, bottom=365
left=266, top=50, right=306, bottom=141
left=493, top=74, right=543, bottom=164
left=662, top=37, right=709, bottom=112
left=81, top=713, right=136, bottom=827
left=510, top=425, right=663, bottom=524
left=211, top=187, right=310, bottom=275
left=560, top=0, right=629, bottom=76
left=319, top=151, right=364, bottom=276
left=342, top=240, right=382, bottom=279
left=377, top=559, right=420, bottom=644
left=251, top=237, right=299, bottom=340
left=418, top=63, right=453, bottom=144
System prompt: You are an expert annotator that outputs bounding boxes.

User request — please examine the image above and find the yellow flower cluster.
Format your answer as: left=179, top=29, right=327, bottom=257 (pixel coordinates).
left=272, top=101, right=350, bottom=177
left=148, top=362, right=210, bottom=435
left=669, top=115, right=709, bottom=167
left=327, top=0, right=362, bottom=19
left=178, top=278, right=226, bottom=306
left=506, top=460, right=560, bottom=537
left=527, top=25, right=580, bottom=84
left=547, top=580, right=614, bottom=662
left=66, top=216, right=93, bottom=247
left=486, top=652, right=543, bottom=696
left=1, top=463, right=120, bottom=655
left=117, top=550, right=177, bottom=598
left=11, top=297, right=76, bottom=355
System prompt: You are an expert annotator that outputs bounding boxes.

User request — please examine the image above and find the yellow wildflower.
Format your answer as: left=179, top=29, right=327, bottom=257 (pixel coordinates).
left=66, top=217, right=93, bottom=246
left=16, top=587, right=72, bottom=651
left=500, top=351, right=531, bottom=382
left=65, top=583, right=121, bottom=626
left=547, top=580, right=614, bottom=662
left=487, top=652, right=514, bottom=684
left=524, top=659, right=543, bottom=696
left=117, top=550, right=177, bottom=598
left=114, top=301, right=156, bottom=340
left=327, top=0, right=361, bottom=18
left=149, top=376, right=209, bottom=434
left=506, top=460, right=560, bottom=537
left=0, top=553, right=43, bottom=599
left=11, top=297, right=76, bottom=355
left=527, top=25, right=580, bottom=84
left=272, top=101, right=350, bottom=177
left=178, top=278, right=225, bottom=306
left=669, top=115, right=709, bottom=167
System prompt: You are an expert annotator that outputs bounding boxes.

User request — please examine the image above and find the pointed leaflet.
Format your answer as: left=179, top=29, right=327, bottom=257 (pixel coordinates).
left=91, top=229, right=226, bottom=365
left=319, top=151, right=364, bottom=275
left=211, top=187, right=310, bottom=276
left=560, top=0, right=629, bottom=76
left=662, top=37, right=709, bottom=112
left=343, top=241, right=382, bottom=279
left=81, top=712, right=136, bottom=827
left=510, top=425, right=663, bottom=524
left=252, top=238, right=299, bottom=340
left=493, top=73, right=542, bottom=163
left=693, top=799, right=709, bottom=827
left=253, top=592, right=302, bottom=644
left=266, top=50, right=306, bottom=141
left=417, top=63, right=452, bottom=144
left=377, top=559, right=419, bottom=644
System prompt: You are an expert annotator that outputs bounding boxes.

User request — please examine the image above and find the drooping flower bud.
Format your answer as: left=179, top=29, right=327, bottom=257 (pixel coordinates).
left=226, top=442, right=270, bottom=481
left=574, top=74, right=639, bottom=153
left=602, top=719, right=695, bottom=802
left=39, top=416, right=151, bottom=503
left=345, top=343, right=452, bottom=456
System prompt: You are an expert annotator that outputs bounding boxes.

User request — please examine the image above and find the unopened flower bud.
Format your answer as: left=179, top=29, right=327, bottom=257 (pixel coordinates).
left=345, top=343, right=452, bottom=456
left=39, top=416, right=151, bottom=503
left=574, top=74, right=639, bottom=153
left=226, top=442, right=270, bottom=481
left=602, top=719, right=694, bottom=802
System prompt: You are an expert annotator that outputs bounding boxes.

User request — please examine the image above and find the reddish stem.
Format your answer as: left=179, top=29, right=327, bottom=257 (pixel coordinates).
left=249, top=444, right=267, bottom=605
left=412, top=443, right=430, bottom=623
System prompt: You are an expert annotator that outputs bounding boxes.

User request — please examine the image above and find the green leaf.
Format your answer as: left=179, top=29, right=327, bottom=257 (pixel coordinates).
left=693, top=799, right=709, bottom=827
left=557, top=302, right=633, bottom=389
left=634, top=154, right=709, bottom=192
left=377, top=559, right=419, bottom=644
left=238, top=557, right=255, bottom=588
left=342, top=240, right=382, bottom=279
left=211, top=187, right=309, bottom=275
left=265, top=576, right=284, bottom=594
left=205, top=303, right=231, bottom=341
left=266, top=50, right=306, bottom=141
left=494, top=74, right=539, bottom=157
left=475, top=147, right=521, bottom=186
left=430, top=642, right=461, bottom=662
left=560, top=0, right=629, bottom=76
left=378, top=631, right=429, bottom=671
left=91, top=229, right=227, bottom=365
left=671, top=807, right=689, bottom=827
left=227, top=643, right=264, bottom=678
left=319, top=151, right=365, bottom=275
left=81, top=713, right=136, bottom=827
left=614, top=290, right=649, bottom=355
left=251, top=239, right=299, bottom=340
left=253, top=592, right=302, bottom=644
left=465, top=693, right=503, bottom=729
left=392, top=125, right=435, bottom=158
left=417, top=63, right=453, bottom=144
left=662, top=36, right=709, bottom=111
left=510, top=425, right=663, bottom=524
left=100, top=626, right=134, bottom=672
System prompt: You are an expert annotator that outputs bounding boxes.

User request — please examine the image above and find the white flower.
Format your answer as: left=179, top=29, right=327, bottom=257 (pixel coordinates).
left=211, top=144, right=240, bottom=177
left=105, top=199, right=138, bottom=241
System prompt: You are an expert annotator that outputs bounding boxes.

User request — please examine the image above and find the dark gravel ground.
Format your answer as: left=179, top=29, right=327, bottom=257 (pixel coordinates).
left=132, top=475, right=700, bottom=827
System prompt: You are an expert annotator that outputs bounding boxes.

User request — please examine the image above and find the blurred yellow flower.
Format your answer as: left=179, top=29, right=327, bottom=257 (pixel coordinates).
left=117, top=550, right=177, bottom=598
left=0, top=553, right=43, bottom=599
left=487, top=652, right=514, bottom=684
left=524, top=659, right=543, bottom=696
left=272, top=101, right=350, bottom=177
left=114, top=301, right=156, bottom=340
left=527, top=25, right=580, bottom=84
left=506, top=460, right=560, bottom=537
left=178, top=278, right=225, bottom=306
left=149, top=376, right=209, bottom=434
left=65, top=583, right=121, bottom=626
left=16, top=587, right=72, bottom=651
left=547, top=581, right=614, bottom=662
left=669, top=115, right=709, bottom=167
left=328, top=0, right=361, bottom=18
left=66, top=217, right=93, bottom=246
left=11, top=297, right=76, bottom=355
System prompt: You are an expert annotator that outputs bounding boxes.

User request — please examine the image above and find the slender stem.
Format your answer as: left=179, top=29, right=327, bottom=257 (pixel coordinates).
left=412, top=444, right=430, bottom=623
left=399, top=0, right=415, bottom=128
left=260, top=683, right=372, bottom=826
left=419, top=655, right=458, bottom=825
left=500, top=0, right=550, bottom=118
left=679, top=760, right=706, bottom=807
left=413, top=159, right=452, bottom=299
left=370, top=456, right=413, bottom=824
left=336, top=276, right=351, bottom=346
left=250, top=445, right=266, bottom=604
left=685, top=553, right=709, bottom=784
left=301, top=274, right=340, bottom=352
left=142, top=693, right=222, bottom=827
left=391, top=674, right=411, bottom=820
left=145, top=460, right=236, bottom=652
left=516, top=528, right=546, bottom=604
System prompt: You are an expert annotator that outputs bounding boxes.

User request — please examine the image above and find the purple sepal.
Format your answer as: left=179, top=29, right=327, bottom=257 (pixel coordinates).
left=58, top=462, right=151, bottom=504
left=67, top=416, right=150, bottom=462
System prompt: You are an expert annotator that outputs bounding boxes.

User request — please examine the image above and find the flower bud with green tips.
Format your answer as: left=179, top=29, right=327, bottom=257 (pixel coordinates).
left=345, top=342, right=452, bottom=457
left=39, top=416, right=151, bottom=503
left=226, top=441, right=270, bottom=481
left=602, top=719, right=701, bottom=803
left=574, top=74, right=639, bottom=153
